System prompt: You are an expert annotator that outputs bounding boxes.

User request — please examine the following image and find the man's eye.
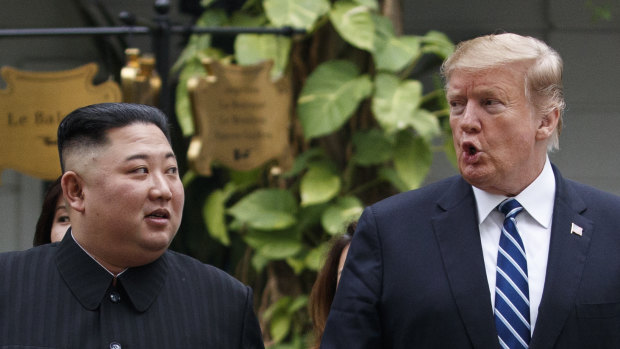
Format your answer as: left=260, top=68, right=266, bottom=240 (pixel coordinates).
left=133, top=167, right=148, bottom=174
left=166, top=167, right=178, bottom=175
left=449, top=101, right=465, bottom=113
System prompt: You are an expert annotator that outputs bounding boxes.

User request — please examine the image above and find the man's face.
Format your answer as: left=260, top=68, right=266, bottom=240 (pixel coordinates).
left=76, top=123, right=184, bottom=268
left=447, top=66, right=550, bottom=196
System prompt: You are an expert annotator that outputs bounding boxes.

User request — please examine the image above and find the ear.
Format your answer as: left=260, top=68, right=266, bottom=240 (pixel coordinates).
left=536, top=108, right=560, bottom=141
left=61, top=171, right=86, bottom=213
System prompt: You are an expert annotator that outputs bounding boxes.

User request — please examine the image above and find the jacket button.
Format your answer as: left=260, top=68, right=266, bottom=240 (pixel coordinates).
left=110, top=342, right=121, bottom=349
left=109, top=291, right=121, bottom=303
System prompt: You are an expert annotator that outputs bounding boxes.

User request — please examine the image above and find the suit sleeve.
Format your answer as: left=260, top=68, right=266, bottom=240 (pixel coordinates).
left=320, top=207, right=383, bottom=348
left=241, top=285, right=265, bottom=349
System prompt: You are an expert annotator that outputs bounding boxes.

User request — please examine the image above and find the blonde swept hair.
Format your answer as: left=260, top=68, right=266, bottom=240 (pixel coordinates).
left=441, top=33, right=565, bottom=151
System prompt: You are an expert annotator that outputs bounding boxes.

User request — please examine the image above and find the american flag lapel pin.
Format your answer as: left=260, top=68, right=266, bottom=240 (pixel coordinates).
left=571, top=223, right=583, bottom=236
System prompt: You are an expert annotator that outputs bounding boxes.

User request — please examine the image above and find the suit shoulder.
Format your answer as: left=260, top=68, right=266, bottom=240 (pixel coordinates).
left=371, top=176, right=462, bottom=211
left=565, top=179, right=620, bottom=202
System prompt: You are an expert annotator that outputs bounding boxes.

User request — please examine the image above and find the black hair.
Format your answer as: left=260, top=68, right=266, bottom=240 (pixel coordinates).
left=57, top=103, right=170, bottom=172
left=33, top=176, right=64, bottom=246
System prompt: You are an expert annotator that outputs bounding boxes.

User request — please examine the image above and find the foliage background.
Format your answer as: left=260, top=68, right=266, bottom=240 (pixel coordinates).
left=170, top=0, right=455, bottom=347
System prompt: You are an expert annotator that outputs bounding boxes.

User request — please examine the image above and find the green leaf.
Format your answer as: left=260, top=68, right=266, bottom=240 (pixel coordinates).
left=353, top=0, right=379, bottom=11
left=298, top=60, right=372, bottom=139
left=229, top=168, right=261, bottom=187
left=288, top=295, right=309, bottom=314
left=329, top=1, right=375, bottom=51
left=372, top=15, right=421, bottom=72
left=263, top=296, right=291, bottom=321
left=420, top=30, right=455, bottom=59
left=251, top=253, right=269, bottom=272
left=175, top=61, right=206, bottom=136
left=282, top=148, right=324, bottom=178
left=228, top=189, right=297, bottom=230
left=203, top=183, right=237, bottom=246
left=378, top=167, right=409, bottom=192
left=264, top=0, right=330, bottom=30
left=181, top=170, right=197, bottom=187
left=244, top=229, right=303, bottom=260
left=300, top=163, right=341, bottom=206
left=234, top=34, right=292, bottom=79
left=321, top=196, right=363, bottom=235
left=229, top=11, right=267, bottom=27
left=270, top=310, right=292, bottom=343
left=259, top=240, right=303, bottom=260
left=286, top=257, right=306, bottom=274
left=372, top=73, right=422, bottom=133
left=352, top=128, right=393, bottom=166
left=305, top=242, right=329, bottom=271
left=410, top=108, right=441, bottom=140
left=172, top=9, right=228, bottom=72
left=393, top=131, right=432, bottom=190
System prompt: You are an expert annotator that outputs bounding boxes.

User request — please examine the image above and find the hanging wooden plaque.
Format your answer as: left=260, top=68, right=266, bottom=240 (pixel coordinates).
left=0, top=63, right=121, bottom=183
left=188, top=60, right=292, bottom=175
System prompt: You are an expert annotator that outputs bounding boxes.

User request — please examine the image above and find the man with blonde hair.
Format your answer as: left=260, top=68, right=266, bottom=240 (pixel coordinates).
left=321, top=33, right=620, bottom=348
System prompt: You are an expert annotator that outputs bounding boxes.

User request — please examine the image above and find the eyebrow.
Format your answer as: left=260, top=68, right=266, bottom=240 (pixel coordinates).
left=124, top=152, right=176, bottom=162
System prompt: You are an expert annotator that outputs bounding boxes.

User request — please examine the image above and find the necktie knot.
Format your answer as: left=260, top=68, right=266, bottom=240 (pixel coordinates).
left=498, top=198, right=523, bottom=219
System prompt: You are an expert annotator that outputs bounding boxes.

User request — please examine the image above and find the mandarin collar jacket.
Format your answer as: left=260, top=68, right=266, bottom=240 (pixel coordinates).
left=0, top=229, right=265, bottom=348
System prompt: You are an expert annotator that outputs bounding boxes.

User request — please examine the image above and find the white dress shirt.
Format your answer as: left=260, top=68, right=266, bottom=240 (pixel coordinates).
left=473, top=156, right=555, bottom=335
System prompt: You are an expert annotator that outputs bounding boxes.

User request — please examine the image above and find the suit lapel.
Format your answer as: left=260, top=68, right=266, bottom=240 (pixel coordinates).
left=432, top=178, right=499, bottom=349
left=530, top=167, right=593, bottom=349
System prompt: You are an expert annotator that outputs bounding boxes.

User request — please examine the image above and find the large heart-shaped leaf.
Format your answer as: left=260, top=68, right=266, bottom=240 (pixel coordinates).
left=393, top=131, right=432, bottom=190
left=352, top=128, right=394, bottom=166
left=329, top=1, right=375, bottom=51
left=235, top=34, right=292, bottom=79
left=372, top=15, right=421, bottom=72
left=298, top=60, right=372, bottom=139
left=244, top=229, right=303, bottom=260
left=372, top=73, right=422, bottom=133
left=264, top=0, right=330, bottom=30
left=300, top=163, right=341, bottom=206
left=410, top=108, right=441, bottom=140
left=176, top=61, right=205, bottom=136
left=420, top=30, right=455, bottom=59
left=228, top=189, right=297, bottom=230
left=203, top=183, right=237, bottom=246
left=321, top=196, right=363, bottom=235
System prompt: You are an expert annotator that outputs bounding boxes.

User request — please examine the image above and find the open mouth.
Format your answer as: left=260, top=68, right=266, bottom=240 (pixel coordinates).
left=146, top=209, right=170, bottom=219
left=468, top=145, right=477, bottom=155
left=462, top=142, right=478, bottom=156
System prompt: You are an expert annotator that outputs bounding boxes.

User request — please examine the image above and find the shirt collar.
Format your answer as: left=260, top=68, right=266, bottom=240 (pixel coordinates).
left=56, top=229, right=168, bottom=312
left=473, top=156, right=556, bottom=228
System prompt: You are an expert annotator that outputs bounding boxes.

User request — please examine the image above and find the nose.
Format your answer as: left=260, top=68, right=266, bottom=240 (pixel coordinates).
left=458, top=103, right=481, bottom=134
left=149, top=172, right=173, bottom=201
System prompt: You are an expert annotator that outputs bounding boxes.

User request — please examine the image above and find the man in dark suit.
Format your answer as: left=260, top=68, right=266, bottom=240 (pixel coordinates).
left=0, top=103, right=264, bottom=348
left=321, top=33, right=620, bottom=348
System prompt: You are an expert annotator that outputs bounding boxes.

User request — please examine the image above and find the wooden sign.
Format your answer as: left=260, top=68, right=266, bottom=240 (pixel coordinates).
left=0, top=63, right=121, bottom=184
left=187, top=60, right=292, bottom=175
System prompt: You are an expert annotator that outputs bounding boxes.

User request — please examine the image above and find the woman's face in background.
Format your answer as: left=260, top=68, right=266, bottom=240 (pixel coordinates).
left=50, top=196, right=70, bottom=243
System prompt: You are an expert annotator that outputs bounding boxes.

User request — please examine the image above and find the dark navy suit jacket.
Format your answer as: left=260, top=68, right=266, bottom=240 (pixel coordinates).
left=321, top=166, right=620, bottom=348
left=0, top=232, right=264, bottom=348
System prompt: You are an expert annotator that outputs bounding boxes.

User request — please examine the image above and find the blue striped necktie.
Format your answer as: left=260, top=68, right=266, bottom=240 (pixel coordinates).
left=495, top=198, right=531, bottom=348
